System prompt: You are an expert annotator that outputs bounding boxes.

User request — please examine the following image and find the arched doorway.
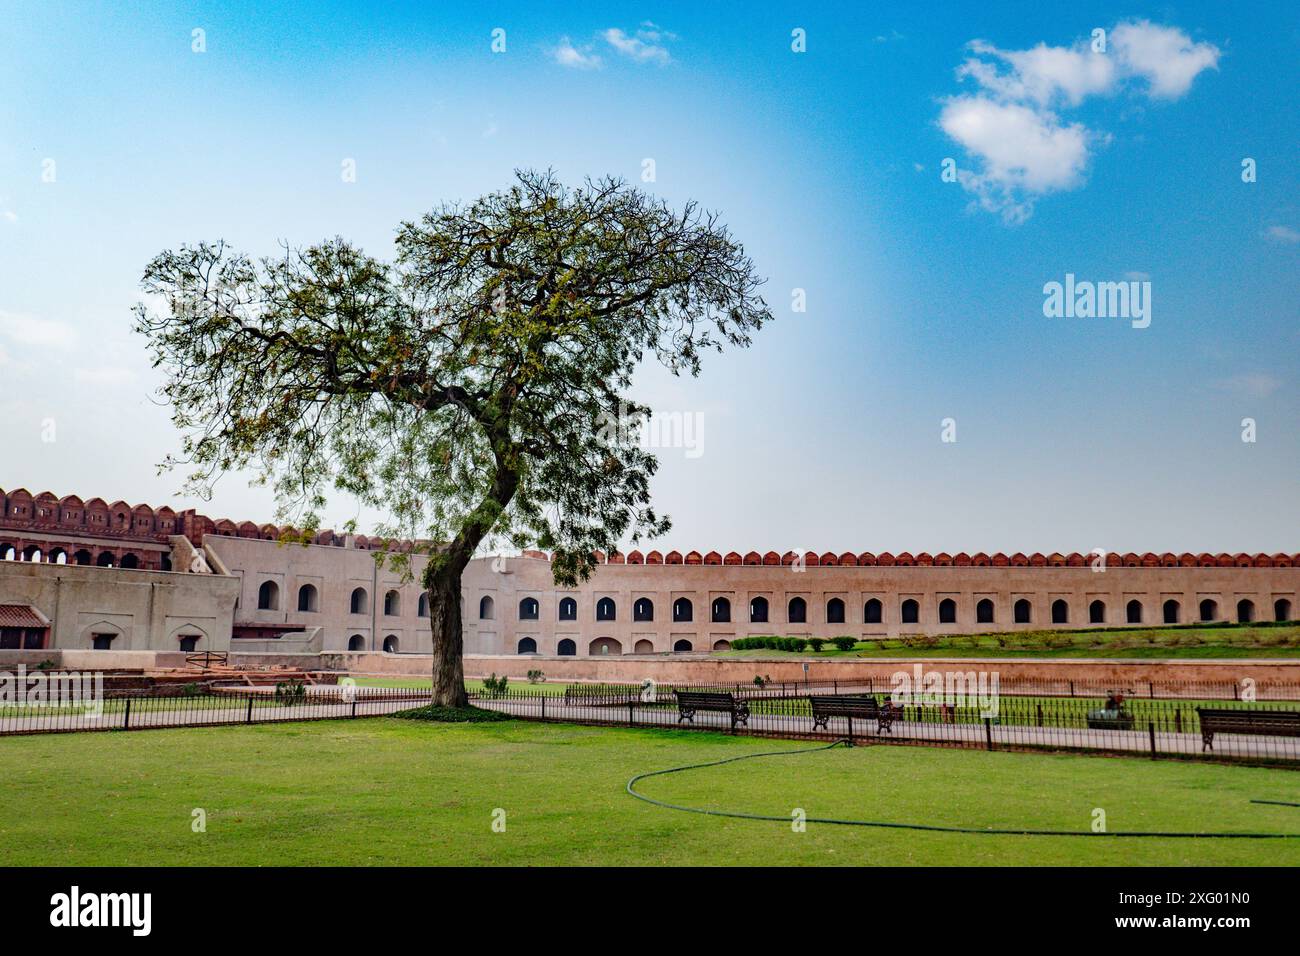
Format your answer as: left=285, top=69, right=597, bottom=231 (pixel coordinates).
left=1014, top=599, right=1032, bottom=624
left=711, top=639, right=731, bottom=651
left=1126, top=600, right=1143, bottom=624
left=1089, top=600, right=1106, bottom=624
left=382, top=635, right=399, bottom=653
left=347, top=634, right=365, bottom=651
left=1051, top=599, right=1069, bottom=624
left=672, top=639, right=693, bottom=653
left=976, top=598, right=995, bottom=624
left=517, top=637, right=537, bottom=654
left=901, top=599, right=920, bottom=624
left=557, top=638, right=577, bottom=656
left=633, top=638, right=655, bottom=654
left=1237, top=599, right=1255, bottom=623
left=864, top=598, right=883, bottom=624
left=1199, top=598, right=1217, bottom=622
left=938, top=598, right=957, bottom=624
left=673, top=597, right=693, bottom=622
left=589, top=637, right=621, bottom=655
left=1162, top=599, right=1180, bottom=624
left=1276, top=598, right=1293, bottom=622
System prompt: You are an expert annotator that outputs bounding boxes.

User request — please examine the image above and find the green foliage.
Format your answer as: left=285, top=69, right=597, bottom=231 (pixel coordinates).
left=390, top=705, right=514, bottom=723
left=480, top=673, right=510, bottom=697
left=526, top=669, right=546, bottom=684
left=808, top=638, right=826, bottom=652
left=133, top=170, right=772, bottom=592
left=273, top=680, right=306, bottom=707
left=830, top=636, right=857, bottom=652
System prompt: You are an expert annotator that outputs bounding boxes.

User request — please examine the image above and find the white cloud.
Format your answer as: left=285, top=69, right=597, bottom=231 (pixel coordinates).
left=939, top=96, right=1091, bottom=223
left=2, top=210, right=16, bottom=223
left=1265, top=225, right=1300, bottom=244
left=73, top=366, right=136, bottom=387
left=0, top=310, right=78, bottom=349
left=551, top=37, right=602, bottom=70
left=959, top=40, right=1115, bottom=106
left=940, top=21, right=1219, bottom=223
left=1110, top=20, right=1220, bottom=99
left=603, top=25, right=673, bottom=65
left=1214, top=373, right=1282, bottom=400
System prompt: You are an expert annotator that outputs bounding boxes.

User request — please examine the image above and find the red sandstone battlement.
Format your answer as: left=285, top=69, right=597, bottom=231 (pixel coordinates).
left=3, top=488, right=1294, bottom=570
left=0, top=487, right=418, bottom=555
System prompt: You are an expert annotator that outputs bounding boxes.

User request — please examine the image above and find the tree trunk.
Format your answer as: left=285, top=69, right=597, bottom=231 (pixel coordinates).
left=426, top=556, right=470, bottom=708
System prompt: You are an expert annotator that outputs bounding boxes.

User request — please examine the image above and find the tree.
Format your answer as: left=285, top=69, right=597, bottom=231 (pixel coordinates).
left=134, top=170, right=772, bottom=706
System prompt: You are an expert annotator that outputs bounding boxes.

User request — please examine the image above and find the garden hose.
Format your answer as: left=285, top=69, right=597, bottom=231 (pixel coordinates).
left=626, top=740, right=1300, bottom=839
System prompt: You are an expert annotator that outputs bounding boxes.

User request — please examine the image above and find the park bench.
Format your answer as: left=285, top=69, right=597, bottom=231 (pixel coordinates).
left=1196, top=708, right=1300, bottom=751
left=809, top=695, right=894, bottom=734
left=675, top=690, right=749, bottom=729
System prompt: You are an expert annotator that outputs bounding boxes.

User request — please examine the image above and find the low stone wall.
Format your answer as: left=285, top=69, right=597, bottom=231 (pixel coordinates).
left=460, top=653, right=1300, bottom=687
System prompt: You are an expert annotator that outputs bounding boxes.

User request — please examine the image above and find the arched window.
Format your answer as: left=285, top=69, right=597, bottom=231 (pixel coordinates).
left=634, top=638, right=655, bottom=653
left=711, top=597, right=731, bottom=623
left=96, top=552, right=115, bottom=567
left=557, top=638, right=577, bottom=656
left=418, top=593, right=429, bottom=618
left=673, top=597, right=693, bottom=622
left=0, top=544, right=14, bottom=561
left=91, top=633, right=115, bottom=650
left=519, top=597, right=539, bottom=620
left=864, top=598, right=883, bottom=624
left=350, top=588, right=368, bottom=615
left=384, top=590, right=401, bottom=616
left=178, top=635, right=199, bottom=652
left=74, top=549, right=92, bottom=565
left=558, top=597, right=577, bottom=621
left=257, top=580, right=279, bottom=611
left=788, top=597, right=807, bottom=624
left=1126, top=599, right=1143, bottom=624
left=382, top=635, right=399, bottom=653
left=1052, top=599, right=1069, bottom=624
left=749, top=596, right=768, bottom=623
left=120, top=553, right=139, bottom=570
left=49, top=548, right=68, bottom=565
left=1237, top=599, right=1255, bottom=623
left=479, top=595, right=495, bottom=620
left=938, top=598, right=957, bottom=624
left=1162, top=599, right=1180, bottom=624
left=673, top=639, right=693, bottom=653
left=901, top=599, right=919, bottom=624
left=596, top=597, right=616, bottom=621
left=826, top=598, right=846, bottom=624
left=1014, top=599, right=1031, bottom=624
left=634, top=597, right=654, bottom=622
left=1199, top=599, right=1217, bottom=622
left=517, top=637, right=537, bottom=654
left=976, top=599, right=995, bottom=624
left=297, top=584, right=318, bottom=612
left=1276, top=598, right=1293, bottom=623
left=1089, top=600, right=1105, bottom=624
left=348, top=635, right=365, bottom=651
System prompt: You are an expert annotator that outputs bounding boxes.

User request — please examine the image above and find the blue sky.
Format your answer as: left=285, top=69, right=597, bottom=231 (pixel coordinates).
left=0, top=1, right=1296, bottom=553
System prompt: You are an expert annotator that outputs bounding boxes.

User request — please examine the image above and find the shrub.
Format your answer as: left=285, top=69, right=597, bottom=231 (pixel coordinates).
left=526, top=669, right=545, bottom=684
left=274, top=679, right=306, bottom=707
left=787, top=637, right=808, bottom=652
left=480, top=673, right=509, bottom=697
left=831, top=636, right=856, bottom=652
left=392, top=705, right=513, bottom=723
left=808, top=638, right=826, bottom=652
left=753, top=675, right=768, bottom=687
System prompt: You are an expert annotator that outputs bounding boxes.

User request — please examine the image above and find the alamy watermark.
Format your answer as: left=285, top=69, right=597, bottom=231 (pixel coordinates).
left=890, top=665, right=1000, bottom=718
left=0, top=666, right=104, bottom=717
left=597, top=401, right=704, bottom=459
left=1042, top=273, right=1151, bottom=329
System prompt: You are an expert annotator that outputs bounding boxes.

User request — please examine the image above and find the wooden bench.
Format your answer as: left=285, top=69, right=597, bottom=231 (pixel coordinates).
left=810, top=695, right=894, bottom=734
left=1197, top=708, right=1300, bottom=751
left=675, top=690, right=749, bottom=728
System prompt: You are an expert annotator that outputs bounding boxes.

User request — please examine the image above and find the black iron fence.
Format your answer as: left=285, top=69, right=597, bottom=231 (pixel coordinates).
left=471, top=685, right=1300, bottom=766
left=0, top=684, right=430, bottom=736
left=3, top=674, right=1298, bottom=765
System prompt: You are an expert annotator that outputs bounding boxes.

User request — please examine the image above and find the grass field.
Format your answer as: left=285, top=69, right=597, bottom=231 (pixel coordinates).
left=720, top=624, right=1300, bottom=658
left=3, top=717, right=1299, bottom=865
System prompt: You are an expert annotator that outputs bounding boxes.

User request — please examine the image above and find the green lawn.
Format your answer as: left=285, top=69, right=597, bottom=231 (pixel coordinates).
left=722, top=624, right=1300, bottom=658
left=2, top=718, right=1299, bottom=865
